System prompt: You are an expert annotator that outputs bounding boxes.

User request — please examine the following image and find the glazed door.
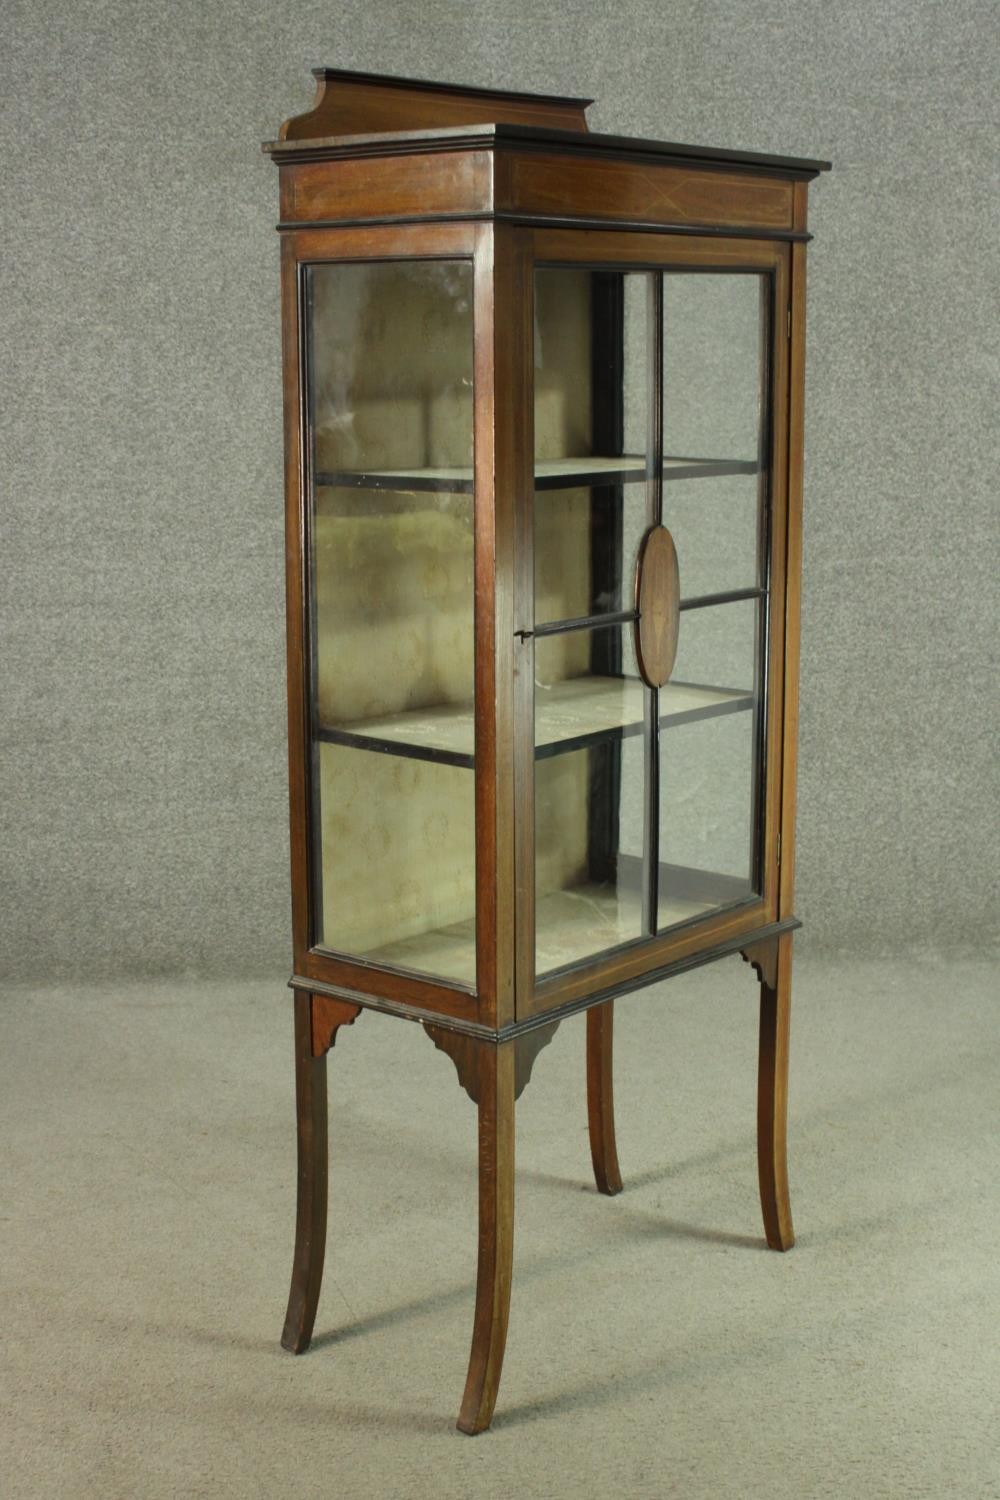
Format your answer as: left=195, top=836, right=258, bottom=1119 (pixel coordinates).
left=521, top=234, right=789, bottom=1009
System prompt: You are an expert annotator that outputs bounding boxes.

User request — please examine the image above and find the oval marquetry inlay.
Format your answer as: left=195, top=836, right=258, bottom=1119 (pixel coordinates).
left=634, top=525, right=680, bottom=688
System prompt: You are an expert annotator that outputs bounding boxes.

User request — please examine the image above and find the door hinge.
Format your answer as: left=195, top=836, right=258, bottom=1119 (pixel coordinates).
left=777, top=833, right=782, bottom=867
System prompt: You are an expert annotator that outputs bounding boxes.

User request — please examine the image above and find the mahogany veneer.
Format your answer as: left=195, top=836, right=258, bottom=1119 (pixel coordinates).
left=264, top=67, right=828, bottom=1433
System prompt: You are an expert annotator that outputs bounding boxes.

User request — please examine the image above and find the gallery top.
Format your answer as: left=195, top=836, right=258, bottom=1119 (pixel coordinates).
left=262, top=67, right=831, bottom=179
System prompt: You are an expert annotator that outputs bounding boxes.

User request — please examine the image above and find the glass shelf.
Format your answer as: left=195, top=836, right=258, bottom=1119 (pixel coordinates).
left=317, top=676, right=753, bottom=768
left=315, top=454, right=758, bottom=494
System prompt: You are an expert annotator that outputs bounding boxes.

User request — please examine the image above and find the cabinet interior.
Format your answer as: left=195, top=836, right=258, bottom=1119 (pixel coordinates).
left=308, top=260, right=763, bottom=985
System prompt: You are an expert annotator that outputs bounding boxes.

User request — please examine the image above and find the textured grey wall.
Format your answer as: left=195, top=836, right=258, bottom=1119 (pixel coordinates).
left=2, top=0, right=997, bottom=980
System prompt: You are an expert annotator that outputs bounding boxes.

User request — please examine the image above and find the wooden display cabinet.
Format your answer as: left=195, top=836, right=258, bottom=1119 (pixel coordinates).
left=264, top=68, right=829, bottom=1433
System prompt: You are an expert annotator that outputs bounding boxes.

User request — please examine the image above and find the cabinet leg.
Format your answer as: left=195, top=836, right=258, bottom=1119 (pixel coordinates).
left=757, top=934, right=795, bottom=1251
left=281, top=993, right=329, bottom=1352
left=586, top=1001, right=623, bottom=1195
left=457, top=1041, right=516, bottom=1435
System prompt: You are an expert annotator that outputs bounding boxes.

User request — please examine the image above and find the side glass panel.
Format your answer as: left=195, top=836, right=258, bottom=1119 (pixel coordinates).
left=305, top=260, right=477, bottom=985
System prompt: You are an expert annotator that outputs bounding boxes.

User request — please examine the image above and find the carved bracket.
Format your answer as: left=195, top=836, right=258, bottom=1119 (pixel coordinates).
left=310, top=994, right=362, bottom=1057
left=424, top=1022, right=560, bottom=1105
left=512, top=1023, right=560, bottom=1098
left=740, top=938, right=779, bottom=992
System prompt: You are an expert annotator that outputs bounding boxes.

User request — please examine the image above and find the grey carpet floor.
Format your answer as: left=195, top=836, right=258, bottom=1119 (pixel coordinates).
left=3, top=954, right=998, bottom=1499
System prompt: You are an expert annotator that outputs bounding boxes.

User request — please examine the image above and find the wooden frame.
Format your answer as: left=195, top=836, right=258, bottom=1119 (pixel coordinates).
left=266, top=68, right=828, bottom=1435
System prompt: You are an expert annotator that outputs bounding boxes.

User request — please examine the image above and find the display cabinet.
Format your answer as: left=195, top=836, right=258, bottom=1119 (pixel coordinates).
left=264, top=68, right=829, bottom=1433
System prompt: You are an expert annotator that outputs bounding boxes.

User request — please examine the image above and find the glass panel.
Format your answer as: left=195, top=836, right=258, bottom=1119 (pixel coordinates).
left=658, top=598, right=762, bottom=930
left=306, top=260, right=476, bottom=984
left=534, top=269, right=653, bottom=626
left=534, top=627, right=647, bottom=975
left=663, top=274, right=765, bottom=599
left=667, top=473, right=760, bottom=599
left=663, top=273, right=762, bottom=460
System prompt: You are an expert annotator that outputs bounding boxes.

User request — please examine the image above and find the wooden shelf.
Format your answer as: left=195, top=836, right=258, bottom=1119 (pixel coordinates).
left=358, top=871, right=746, bottom=983
left=315, top=454, right=758, bottom=495
left=533, top=884, right=713, bottom=975
left=318, top=675, right=754, bottom=768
